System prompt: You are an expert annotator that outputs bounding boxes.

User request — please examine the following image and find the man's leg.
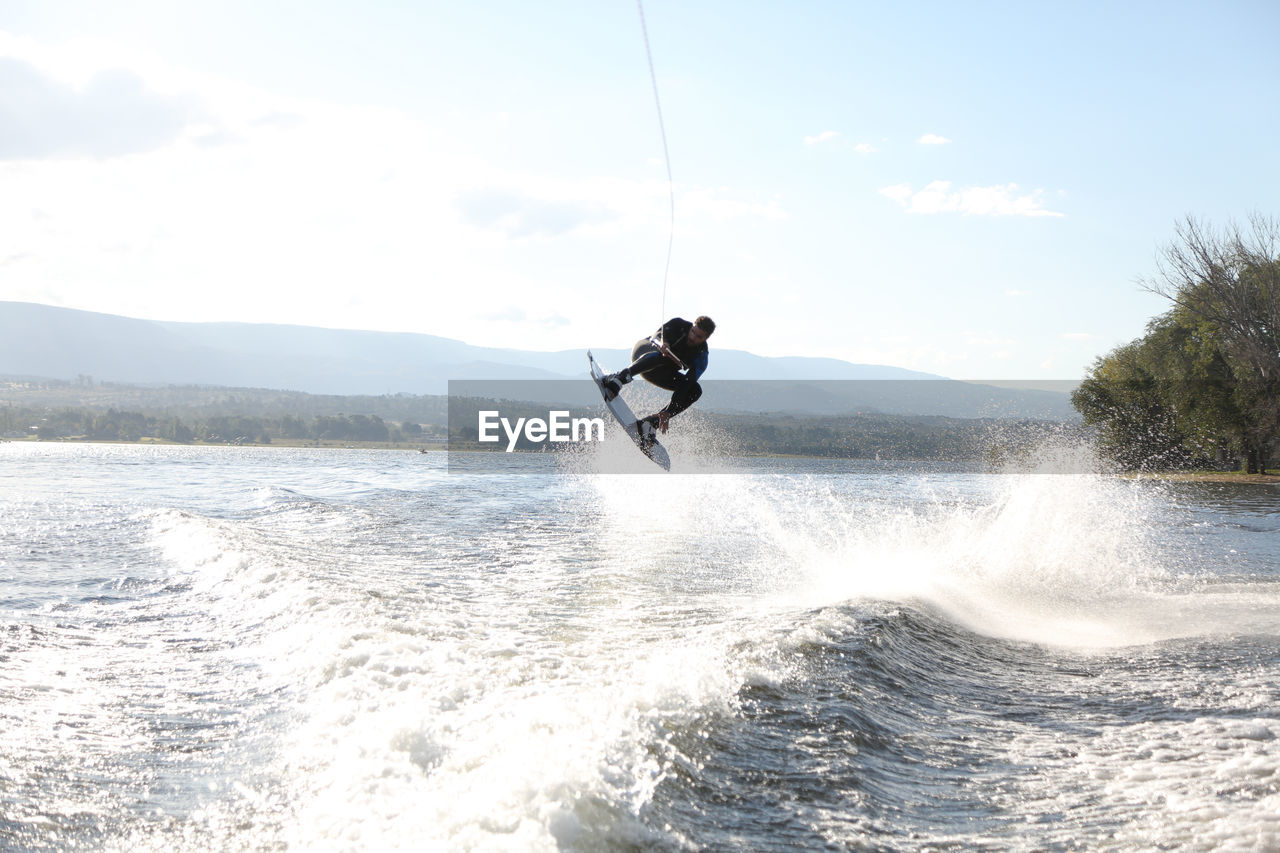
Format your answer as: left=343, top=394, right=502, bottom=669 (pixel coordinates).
left=665, top=378, right=702, bottom=417
left=621, top=339, right=676, bottom=382
left=604, top=340, right=679, bottom=398
left=643, top=379, right=701, bottom=434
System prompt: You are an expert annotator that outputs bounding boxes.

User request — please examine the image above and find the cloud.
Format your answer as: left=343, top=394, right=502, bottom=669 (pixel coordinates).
left=1005, top=289, right=1028, bottom=297
left=455, top=189, right=618, bottom=238
left=878, top=181, right=1065, bottom=217
left=1061, top=332, right=1093, bottom=340
left=918, top=133, right=951, bottom=145
left=878, top=184, right=915, bottom=206
left=481, top=307, right=569, bottom=328
left=0, top=31, right=796, bottom=353
left=803, top=130, right=841, bottom=146
left=249, top=111, right=305, bottom=130
left=484, top=306, right=527, bottom=322
left=0, top=58, right=199, bottom=160
left=679, top=187, right=787, bottom=222
left=967, top=335, right=1017, bottom=349
left=853, top=143, right=878, bottom=155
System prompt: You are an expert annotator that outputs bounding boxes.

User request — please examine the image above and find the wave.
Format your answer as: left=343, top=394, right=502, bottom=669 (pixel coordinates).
left=8, top=447, right=1279, bottom=851
left=647, top=599, right=1280, bottom=850
left=130, top=459, right=1280, bottom=851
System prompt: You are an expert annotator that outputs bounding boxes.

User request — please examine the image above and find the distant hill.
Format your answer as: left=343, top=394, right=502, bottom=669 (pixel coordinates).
left=0, top=301, right=1079, bottom=419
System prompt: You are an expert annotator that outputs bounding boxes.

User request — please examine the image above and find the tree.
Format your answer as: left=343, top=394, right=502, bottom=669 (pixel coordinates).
left=162, top=417, right=195, bottom=443
left=1141, top=214, right=1280, bottom=471
left=1076, top=215, right=1279, bottom=473
left=1072, top=339, right=1192, bottom=470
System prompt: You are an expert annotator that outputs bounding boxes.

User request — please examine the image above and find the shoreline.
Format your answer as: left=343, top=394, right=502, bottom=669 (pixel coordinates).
left=1124, top=470, right=1280, bottom=484
left=2, top=436, right=448, bottom=452
left=6, top=438, right=1279, bottom=482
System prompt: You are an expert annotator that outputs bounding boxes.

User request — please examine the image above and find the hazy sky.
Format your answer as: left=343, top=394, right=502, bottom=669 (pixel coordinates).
left=2, top=1, right=1276, bottom=378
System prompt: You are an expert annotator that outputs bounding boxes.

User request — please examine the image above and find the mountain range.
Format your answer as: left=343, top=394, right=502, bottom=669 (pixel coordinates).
left=0, top=301, right=1079, bottom=419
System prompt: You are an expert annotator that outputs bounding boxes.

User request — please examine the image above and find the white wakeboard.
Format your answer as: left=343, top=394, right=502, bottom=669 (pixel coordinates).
left=588, top=351, right=670, bottom=470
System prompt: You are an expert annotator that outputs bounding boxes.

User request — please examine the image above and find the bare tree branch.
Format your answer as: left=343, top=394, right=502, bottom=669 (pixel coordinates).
left=1141, top=213, right=1280, bottom=383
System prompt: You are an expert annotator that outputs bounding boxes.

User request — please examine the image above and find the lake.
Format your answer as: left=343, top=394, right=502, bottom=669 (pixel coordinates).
left=2, top=442, right=1278, bottom=850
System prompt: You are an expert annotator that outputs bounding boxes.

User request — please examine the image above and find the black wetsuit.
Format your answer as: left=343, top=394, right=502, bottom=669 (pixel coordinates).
left=625, top=317, right=709, bottom=419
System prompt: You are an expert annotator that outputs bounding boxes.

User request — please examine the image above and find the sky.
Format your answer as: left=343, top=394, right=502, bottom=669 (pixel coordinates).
left=2, top=0, right=1277, bottom=379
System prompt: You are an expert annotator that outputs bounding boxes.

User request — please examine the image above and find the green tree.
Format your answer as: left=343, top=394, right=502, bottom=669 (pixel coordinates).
left=1076, top=215, right=1279, bottom=472
left=1142, top=214, right=1280, bottom=471
left=162, top=417, right=195, bottom=443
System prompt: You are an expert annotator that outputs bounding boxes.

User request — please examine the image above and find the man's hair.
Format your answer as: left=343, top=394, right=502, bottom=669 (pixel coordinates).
left=694, top=315, right=716, bottom=336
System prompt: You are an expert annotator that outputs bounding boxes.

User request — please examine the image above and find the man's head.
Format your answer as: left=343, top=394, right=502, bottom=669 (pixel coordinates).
left=689, top=315, right=715, bottom=347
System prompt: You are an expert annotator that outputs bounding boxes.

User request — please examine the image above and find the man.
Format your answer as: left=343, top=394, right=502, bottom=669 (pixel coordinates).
left=602, top=315, right=715, bottom=445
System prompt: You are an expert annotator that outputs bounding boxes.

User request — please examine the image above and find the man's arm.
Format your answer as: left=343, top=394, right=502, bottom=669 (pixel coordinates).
left=688, top=351, right=708, bottom=382
left=654, top=318, right=693, bottom=368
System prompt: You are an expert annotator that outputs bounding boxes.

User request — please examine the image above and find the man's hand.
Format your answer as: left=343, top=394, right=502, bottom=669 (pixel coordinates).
left=656, top=411, right=670, bottom=433
left=657, top=341, right=685, bottom=369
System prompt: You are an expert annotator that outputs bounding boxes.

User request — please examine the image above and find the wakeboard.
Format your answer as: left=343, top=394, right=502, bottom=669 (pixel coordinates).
left=588, top=351, right=670, bottom=470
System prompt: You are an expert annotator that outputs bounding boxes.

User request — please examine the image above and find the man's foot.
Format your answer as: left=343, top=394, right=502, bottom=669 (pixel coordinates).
left=601, top=370, right=632, bottom=402
left=636, top=418, right=657, bottom=448
left=640, top=411, right=671, bottom=434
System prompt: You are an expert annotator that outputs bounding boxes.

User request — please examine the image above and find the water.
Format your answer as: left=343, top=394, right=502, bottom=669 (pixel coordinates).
left=2, top=442, right=1279, bottom=851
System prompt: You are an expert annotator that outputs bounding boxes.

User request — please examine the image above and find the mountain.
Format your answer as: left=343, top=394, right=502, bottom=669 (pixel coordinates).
left=0, top=301, right=940, bottom=391
left=0, top=301, right=1079, bottom=419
